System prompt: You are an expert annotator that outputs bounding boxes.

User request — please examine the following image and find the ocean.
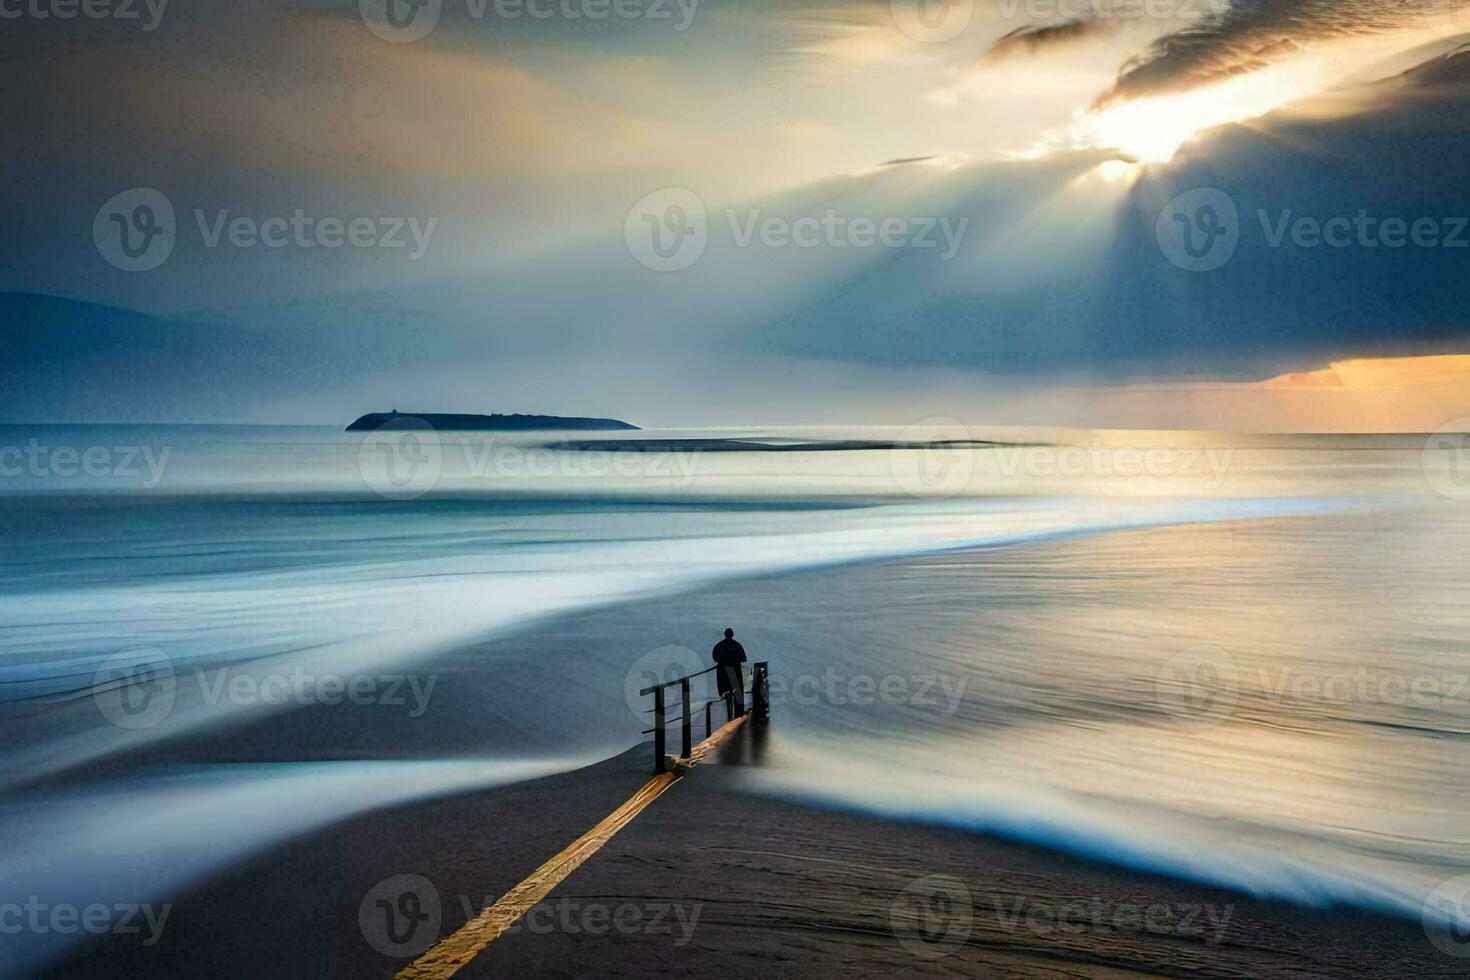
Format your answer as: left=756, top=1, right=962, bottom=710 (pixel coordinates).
left=3, top=422, right=1469, bottom=969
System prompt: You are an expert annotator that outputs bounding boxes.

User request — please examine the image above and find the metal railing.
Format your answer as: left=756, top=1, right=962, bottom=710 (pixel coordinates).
left=640, top=661, right=768, bottom=773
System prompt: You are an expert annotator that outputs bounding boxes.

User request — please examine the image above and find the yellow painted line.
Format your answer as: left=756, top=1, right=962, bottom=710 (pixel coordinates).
left=396, top=713, right=750, bottom=979
left=684, top=712, right=748, bottom=765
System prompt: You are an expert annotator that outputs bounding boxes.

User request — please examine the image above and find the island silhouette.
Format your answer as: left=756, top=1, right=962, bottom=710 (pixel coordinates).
left=346, top=411, right=638, bottom=432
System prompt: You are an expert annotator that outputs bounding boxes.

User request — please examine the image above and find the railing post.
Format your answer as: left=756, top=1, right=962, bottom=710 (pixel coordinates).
left=643, top=663, right=759, bottom=773
left=653, top=687, right=666, bottom=774
left=752, top=661, right=769, bottom=721
left=680, top=678, right=692, bottom=759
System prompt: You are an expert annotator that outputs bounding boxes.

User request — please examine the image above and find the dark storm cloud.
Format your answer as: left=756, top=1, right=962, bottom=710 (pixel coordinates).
left=984, top=18, right=1112, bottom=61
left=751, top=49, right=1470, bottom=380
left=1100, top=0, right=1435, bottom=104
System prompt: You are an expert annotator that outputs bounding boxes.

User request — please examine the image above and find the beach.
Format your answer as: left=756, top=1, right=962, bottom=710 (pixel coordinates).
left=5, top=425, right=1470, bottom=974
left=44, top=742, right=1452, bottom=979
left=12, top=500, right=1469, bottom=975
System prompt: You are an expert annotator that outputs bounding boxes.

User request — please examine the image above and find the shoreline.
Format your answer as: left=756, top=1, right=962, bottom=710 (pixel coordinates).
left=479, top=752, right=1453, bottom=978
left=48, top=741, right=1453, bottom=978
left=22, top=517, right=1469, bottom=974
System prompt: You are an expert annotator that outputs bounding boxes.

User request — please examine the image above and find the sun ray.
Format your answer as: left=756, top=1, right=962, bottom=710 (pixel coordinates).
left=1015, top=62, right=1334, bottom=165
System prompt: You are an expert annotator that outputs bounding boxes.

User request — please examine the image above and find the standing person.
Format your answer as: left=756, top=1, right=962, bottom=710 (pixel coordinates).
left=712, top=628, right=747, bottom=719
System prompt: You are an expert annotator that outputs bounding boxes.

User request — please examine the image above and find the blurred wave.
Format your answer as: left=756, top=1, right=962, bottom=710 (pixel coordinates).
left=4, top=422, right=1468, bottom=968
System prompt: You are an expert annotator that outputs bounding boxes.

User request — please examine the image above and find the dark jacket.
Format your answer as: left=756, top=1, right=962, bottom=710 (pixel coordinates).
left=712, top=638, right=747, bottom=698
left=712, top=638, right=747, bottom=668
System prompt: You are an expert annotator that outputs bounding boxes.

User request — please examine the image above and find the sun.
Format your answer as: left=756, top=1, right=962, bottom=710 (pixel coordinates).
left=1074, top=70, right=1317, bottom=163
left=1018, top=62, right=1330, bottom=165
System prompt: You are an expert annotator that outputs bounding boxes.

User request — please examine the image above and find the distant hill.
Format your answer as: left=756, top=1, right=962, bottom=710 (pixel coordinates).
left=0, top=292, right=332, bottom=422
left=346, top=411, right=638, bottom=432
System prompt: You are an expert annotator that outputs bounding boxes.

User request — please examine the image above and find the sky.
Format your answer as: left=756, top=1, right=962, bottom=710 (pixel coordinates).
left=4, top=0, right=1470, bottom=428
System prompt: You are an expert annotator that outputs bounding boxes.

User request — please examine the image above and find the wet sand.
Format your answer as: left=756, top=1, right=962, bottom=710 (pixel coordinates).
left=44, top=747, right=654, bottom=977
left=469, top=727, right=1454, bottom=979
left=48, top=730, right=1456, bottom=979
